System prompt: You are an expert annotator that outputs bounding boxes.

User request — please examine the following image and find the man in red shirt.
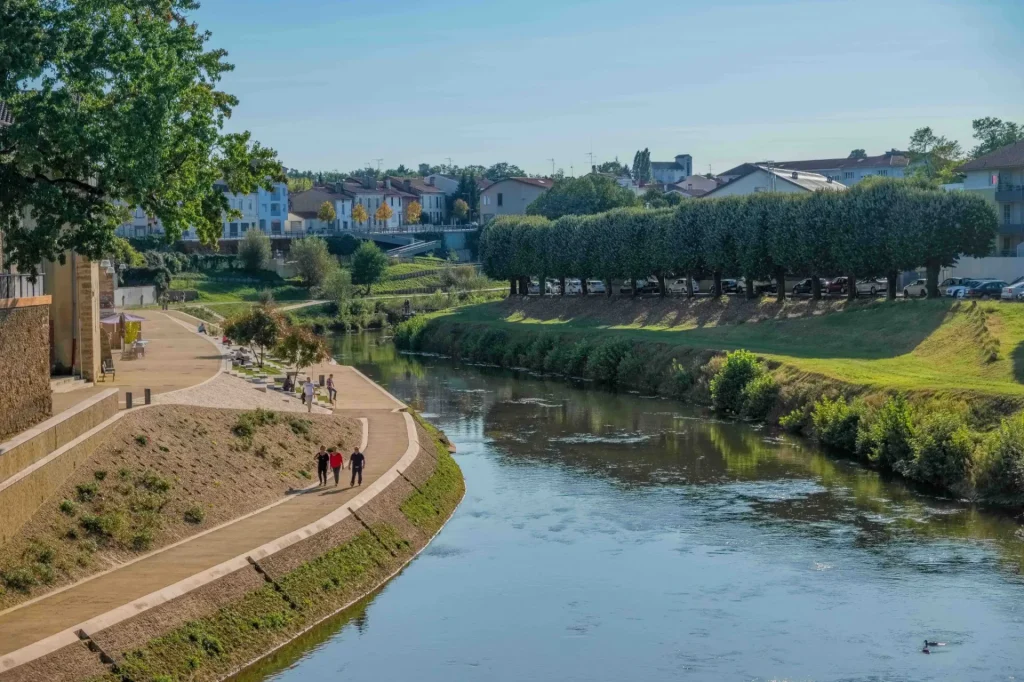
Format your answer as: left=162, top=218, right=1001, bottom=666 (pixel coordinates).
left=329, top=449, right=344, bottom=486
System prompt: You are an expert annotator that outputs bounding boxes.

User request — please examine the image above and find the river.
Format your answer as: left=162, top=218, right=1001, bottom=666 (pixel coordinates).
left=234, top=333, right=1024, bottom=682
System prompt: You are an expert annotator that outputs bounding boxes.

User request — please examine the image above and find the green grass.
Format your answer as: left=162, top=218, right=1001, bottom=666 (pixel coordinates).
left=169, top=277, right=309, bottom=303
left=424, top=298, right=1024, bottom=398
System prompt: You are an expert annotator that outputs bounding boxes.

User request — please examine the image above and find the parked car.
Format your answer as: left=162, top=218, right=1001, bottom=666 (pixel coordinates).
left=903, top=279, right=928, bottom=298
left=791, top=278, right=814, bottom=295
left=667, top=278, right=700, bottom=295
left=545, top=278, right=561, bottom=295
left=587, top=279, right=606, bottom=294
left=939, top=277, right=969, bottom=294
left=565, top=279, right=582, bottom=295
left=947, top=279, right=987, bottom=298
left=620, top=277, right=660, bottom=295
left=738, top=279, right=776, bottom=295
left=964, top=280, right=1007, bottom=299
left=824, top=277, right=848, bottom=295
left=718, top=278, right=741, bottom=294
left=527, top=280, right=540, bottom=295
left=1001, top=281, right=1024, bottom=300
left=854, top=279, right=886, bottom=297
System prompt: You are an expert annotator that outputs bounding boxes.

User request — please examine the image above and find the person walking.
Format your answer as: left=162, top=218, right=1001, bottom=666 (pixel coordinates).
left=349, top=447, right=366, bottom=487
left=327, top=374, right=337, bottom=404
left=314, top=446, right=330, bottom=486
left=303, top=378, right=315, bottom=412
left=329, top=448, right=344, bottom=486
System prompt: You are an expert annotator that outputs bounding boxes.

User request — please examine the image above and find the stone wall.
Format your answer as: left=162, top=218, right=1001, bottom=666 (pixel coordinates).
left=0, top=301, right=52, bottom=442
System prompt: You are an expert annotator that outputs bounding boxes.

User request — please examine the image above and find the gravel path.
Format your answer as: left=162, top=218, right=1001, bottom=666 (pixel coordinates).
left=152, top=373, right=331, bottom=413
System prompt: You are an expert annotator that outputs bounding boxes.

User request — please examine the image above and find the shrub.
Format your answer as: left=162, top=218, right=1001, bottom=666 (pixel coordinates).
left=542, top=343, right=572, bottom=375
left=525, top=335, right=557, bottom=371
left=233, top=409, right=277, bottom=439
left=59, top=499, right=77, bottom=515
left=742, top=374, right=778, bottom=420
left=34, top=563, right=55, bottom=584
left=135, top=434, right=149, bottom=446
left=138, top=471, right=172, bottom=493
left=779, top=406, right=808, bottom=434
left=584, top=339, right=632, bottom=384
left=2, top=567, right=36, bottom=592
left=867, top=395, right=915, bottom=472
left=93, top=470, right=107, bottom=481
left=288, top=417, right=311, bottom=437
left=76, top=482, right=98, bottom=502
left=977, top=414, right=1024, bottom=501
left=616, top=348, right=660, bottom=393
left=912, top=411, right=975, bottom=490
left=564, top=340, right=592, bottom=378
left=184, top=506, right=206, bottom=524
left=131, top=529, right=154, bottom=551
left=811, top=396, right=860, bottom=454
left=710, top=350, right=762, bottom=414
left=667, top=359, right=693, bottom=398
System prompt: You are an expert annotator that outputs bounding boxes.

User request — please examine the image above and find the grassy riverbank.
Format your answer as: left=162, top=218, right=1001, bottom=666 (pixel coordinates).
left=396, top=296, right=1024, bottom=506
left=81, top=414, right=463, bottom=682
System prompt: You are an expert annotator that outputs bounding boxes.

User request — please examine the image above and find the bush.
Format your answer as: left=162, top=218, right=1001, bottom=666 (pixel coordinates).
left=394, top=316, right=428, bottom=350
left=977, top=414, right=1024, bottom=501
left=710, top=350, right=762, bottom=415
left=238, top=228, right=272, bottom=272
left=912, top=411, right=974, bottom=490
left=233, top=409, right=277, bottom=438
left=565, top=340, right=592, bottom=378
left=76, top=482, right=98, bottom=502
left=184, top=506, right=206, bottom=524
left=742, top=374, right=778, bottom=420
left=94, top=469, right=107, bottom=481
left=139, top=471, right=172, bottom=493
left=811, top=396, right=860, bottom=454
left=667, top=359, right=693, bottom=398
left=59, top=499, right=77, bottom=515
left=867, top=395, right=915, bottom=472
left=584, top=339, right=632, bottom=384
left=779, top=406, right=808, bottom=434
left=131, top=529, right=154, bottom=551
left=2, top=567, right=37, bottom=592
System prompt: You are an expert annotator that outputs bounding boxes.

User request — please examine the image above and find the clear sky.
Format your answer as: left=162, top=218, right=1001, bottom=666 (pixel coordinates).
left=195, top=0, right=1024, bottom=176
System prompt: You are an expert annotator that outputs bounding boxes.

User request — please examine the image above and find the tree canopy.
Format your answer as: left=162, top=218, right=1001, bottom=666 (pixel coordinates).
left=317, top=201, right=336, bottom=227
left=290, top=236, right=334, bottom=288
left=971, top=117, right=1024, bottom=157
left=525, top=174, right=638, bottom=219
left=237, top=228, right=271, bottom=272
left=350, top=241, right=389, bottom=294
left=484, top=162, right=525, bottom=181
left=0, top=0, right=283, bottom=273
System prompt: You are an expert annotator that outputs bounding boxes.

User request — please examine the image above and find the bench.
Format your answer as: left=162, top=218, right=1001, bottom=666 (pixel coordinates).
left=101, top=358, right=115, bottom=381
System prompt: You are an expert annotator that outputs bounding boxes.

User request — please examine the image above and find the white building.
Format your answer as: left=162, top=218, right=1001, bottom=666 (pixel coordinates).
left=719, top=150, right=909, bottom=187
left=387, top=176, right=448, bottom=224
left=702, top=166, right=846, bottom=198
left=958, top=140, right=1024, bottom=256
left=651, top=154, right=693, bottom=184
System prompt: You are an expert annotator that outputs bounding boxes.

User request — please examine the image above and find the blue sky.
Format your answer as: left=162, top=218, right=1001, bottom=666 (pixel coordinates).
left=196, top=0, right=1024, bottom=176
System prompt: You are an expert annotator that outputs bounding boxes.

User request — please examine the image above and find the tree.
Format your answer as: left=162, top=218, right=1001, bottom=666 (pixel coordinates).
left=224, top=306, right=282, bottom=368
left=908, top=127, right=964, bottom=183
left=351, top=241, right=389, bottom=294
left=485, top=162, right=526, bottom=181
left=375, top=200, right=394, bottom=226
left=237, top=229, right=272, bottom=272
left=406, top=200, right=422, bottom=225
left=848, top=149, right=867, bottom=159
left=315, top=267, right=353, bottom=306
left=288, top=177, right=313, bottom=193
left=0, top=0, right=283, bottom=274
left=276, top=326, right=329, bottom=383
left=453, top=173, right=480, bottom=220
left=351, top=203, right=369, bottom=227
left=453, top=198, right=470, bottom=222
left=596, top=160, right=627, bottom=176
left=291, top=237, right=334, bottom=288
left=317, top=201, right=336, bottom=229
left=525, top=175, right=638, bottom=219
left=971, top=117, right=1024, bottom=157
left=631, top=149, right=652, bottom=184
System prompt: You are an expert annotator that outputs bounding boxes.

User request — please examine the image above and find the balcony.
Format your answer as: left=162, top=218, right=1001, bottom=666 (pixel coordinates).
left=0, top=272, right=45, bottom=300
left=996, top=185, right=1024, bottom=203
left=998, top=223, right=1024, bottom=234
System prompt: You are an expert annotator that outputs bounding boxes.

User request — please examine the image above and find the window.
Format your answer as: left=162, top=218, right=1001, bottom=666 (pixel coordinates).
left=271, top=221, right=281, bottom=235
left=270, top=203, right=280, bottom=217
left=497, top=193, right=503, bottom=207
left=229, top=222, right=239, bottom=237
left=1005, top=204, right=1012, bottom=223
left=259, top=219, right=266, bottom=231
left=241, top=222, right=249, bottom=232
left=844, top=171, right=854, bottom=180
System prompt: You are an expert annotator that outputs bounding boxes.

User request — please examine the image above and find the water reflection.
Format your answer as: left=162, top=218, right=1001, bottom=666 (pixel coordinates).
left=241, top=332, right=1024, bottom=682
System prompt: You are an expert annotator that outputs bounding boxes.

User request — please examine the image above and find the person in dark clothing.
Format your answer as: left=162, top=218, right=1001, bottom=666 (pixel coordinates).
left=349, top=448, right=365, bottom=487
left=329, top=449, right=344, bottom=486
left=314, top=446, right=330, bottom=486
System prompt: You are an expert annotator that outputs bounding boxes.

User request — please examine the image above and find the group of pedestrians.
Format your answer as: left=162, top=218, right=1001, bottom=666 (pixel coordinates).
left=314, top=445, right=366, bottom=487
left=301, top=373, right=338, bottom=413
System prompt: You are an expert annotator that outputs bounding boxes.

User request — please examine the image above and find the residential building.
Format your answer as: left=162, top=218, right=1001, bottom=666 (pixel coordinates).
left=479, top=177, right=554, bottom=221
left=719, top=150, right=909, bottom=186
left=702, top=166, right=846, bottom=198
left=651, top=154, right=693, bottom=184
left=424, top=174, right=460, bottom=195
left=115, top=206, right=164, bottom=239
left=386, top=176, right=448, bottom=224
left=959, top=140, right=1024, bottom=256
left=289, top=186, right=353, bottom=232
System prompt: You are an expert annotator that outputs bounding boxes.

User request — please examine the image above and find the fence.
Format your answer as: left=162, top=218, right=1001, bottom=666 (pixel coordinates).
left=0, top=272, right=45, bottom=300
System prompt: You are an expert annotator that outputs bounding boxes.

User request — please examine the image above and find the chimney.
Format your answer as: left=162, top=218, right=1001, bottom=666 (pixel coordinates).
left=426, top=176, right=434, bottom=187
left=385, top=178, right=392, bottom=190
left=791, top=171, right=799, bottom=179
left=404, top=179, right=412, bottom=192
left=362, top=173, right=373, bottom=189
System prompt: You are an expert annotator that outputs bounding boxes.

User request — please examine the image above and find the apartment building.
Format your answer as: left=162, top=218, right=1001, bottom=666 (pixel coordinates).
left=959, top=140, right=1024, bottom=256
left=719, top=150, right=909, bottom=186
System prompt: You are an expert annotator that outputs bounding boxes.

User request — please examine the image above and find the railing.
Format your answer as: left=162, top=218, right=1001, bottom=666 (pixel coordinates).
left=995, top=185, right=1024, bottom=203
left=997, top=223, right=1024, bottom=234
left=0, top=272, right=45, bottom=300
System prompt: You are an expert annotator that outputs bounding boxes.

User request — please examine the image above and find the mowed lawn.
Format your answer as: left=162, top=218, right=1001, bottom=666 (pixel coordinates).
left=434, top=297, right=1024, bottom=396
left=169, top=278, right=310, bottom=303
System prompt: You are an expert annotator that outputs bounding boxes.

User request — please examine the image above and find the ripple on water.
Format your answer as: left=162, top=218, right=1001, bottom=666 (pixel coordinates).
left=506, top=397, right=563, bottom=408
left=549, top=432, right=651, bottom=445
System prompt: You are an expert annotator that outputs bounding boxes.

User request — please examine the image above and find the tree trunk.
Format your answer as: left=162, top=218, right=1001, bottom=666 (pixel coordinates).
left=811, top=275, right=822, bottom=301
left=632, top=276, right=638, bottom=298
left=887, top=270, right=898, bottom=300
left=657, top=274, right=666, bottom=298
left=559, top=275, right=566, bottom=297
left=745, top=276, right=756, bottom=300
left=926, top=260, right=940, bottom=298
left=581, top=278, right=589, bottom=296
left=846, top=273, right=857, bottom=301
left=519, top=276, right=530, bottom=296
left=775, top=266, right=786, bottom=303
left=540, top=273, right=547, bottom=296
left=713, top=271, right=723, bottom=298
left=686, top=273, right=695, bottom=298
left=606, top=279, right=613, bottom=298
left=509, top=278, right=517, bottom=296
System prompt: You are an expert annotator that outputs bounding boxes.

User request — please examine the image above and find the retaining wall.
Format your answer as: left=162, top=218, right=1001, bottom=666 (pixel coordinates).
left=0, top=299, right=53, bottom=443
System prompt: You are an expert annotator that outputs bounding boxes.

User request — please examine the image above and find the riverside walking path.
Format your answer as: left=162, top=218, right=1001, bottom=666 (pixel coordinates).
left=0, top=364, right=409, bottom=664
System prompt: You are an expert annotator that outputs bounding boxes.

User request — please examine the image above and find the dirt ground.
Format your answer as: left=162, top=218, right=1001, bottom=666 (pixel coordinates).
left=0, top=405, right=360, bottom=609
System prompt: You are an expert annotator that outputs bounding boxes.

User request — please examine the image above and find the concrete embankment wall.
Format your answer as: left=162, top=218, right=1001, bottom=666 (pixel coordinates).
left=0, top=418, right=464, bottom=682
left=0, top=298, right=53, bottom=443
left=0, top=390, right=119, bottom=544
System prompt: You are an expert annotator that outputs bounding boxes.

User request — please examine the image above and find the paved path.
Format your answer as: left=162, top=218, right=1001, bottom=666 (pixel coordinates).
left=0, top=366, right=406, bottom=659
left=51, top=311, right=222, bottom=413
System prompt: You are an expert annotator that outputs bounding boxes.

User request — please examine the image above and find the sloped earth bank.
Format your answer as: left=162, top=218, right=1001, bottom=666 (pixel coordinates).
left=0, top=416, right=464, bottom=682
left=0, top=405, right=361, bottom=610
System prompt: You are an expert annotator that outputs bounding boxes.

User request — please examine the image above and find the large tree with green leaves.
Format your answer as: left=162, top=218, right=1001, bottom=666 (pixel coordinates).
left=237, top=228, right=271, bottom=272
left=484, top=162, right=525, bottom=181
left=908, top=127, right=964, bottom=183
left=0, top=0, right=283, bottom=273
left=971, top=117, right=1024, bottom=158
left=350, top=241, right=389, bottom=294
left=290, top=236, right=334, bottom=288
left=526, top=174, right=638, bottom=219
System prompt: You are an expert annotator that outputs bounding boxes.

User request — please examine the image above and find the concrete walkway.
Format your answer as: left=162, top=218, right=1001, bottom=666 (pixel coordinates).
left=0, top=366, right=407, bottom=660
left=51, top=311, right=222, bottom=413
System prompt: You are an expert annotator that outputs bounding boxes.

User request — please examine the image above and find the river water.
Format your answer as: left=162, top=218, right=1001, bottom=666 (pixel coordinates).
left=236, top=334, right=1024, bottom=682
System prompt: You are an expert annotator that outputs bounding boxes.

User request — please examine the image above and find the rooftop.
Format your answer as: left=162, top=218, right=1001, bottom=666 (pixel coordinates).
left=958, top=141, right=1024, bottom=172
left=720, top=151, right=909, bottom=178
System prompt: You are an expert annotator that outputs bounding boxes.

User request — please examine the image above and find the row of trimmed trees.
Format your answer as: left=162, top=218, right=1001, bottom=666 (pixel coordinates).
left=480, top=180, right=998, bottom=301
